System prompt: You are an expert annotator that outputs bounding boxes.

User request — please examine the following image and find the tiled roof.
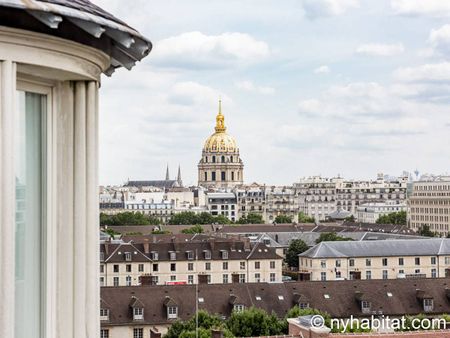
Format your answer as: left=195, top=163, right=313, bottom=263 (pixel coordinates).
left=101, top=278, right=450, bottom=327
left=300, top=238, right=450, bottom=258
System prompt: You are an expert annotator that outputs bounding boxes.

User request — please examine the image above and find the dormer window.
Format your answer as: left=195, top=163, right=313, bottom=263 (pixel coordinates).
left=204, top=250, right=211, bottom=260
left=299, top=302, right=309, bottom=310
left=170, top=252, right=176, bottom=260
left=221, top=250, right=228, bottom=259
left=100, top=252, right=105, bottom=262
left=133, top=307, right=144, bottom=320
left=423, top=298, right=434, bottom=312
left=151, top=252, right=159, bottom=260
left=167, top=306, right=178, bottom=319
left=125, top=252, right=132, bottom=261
left=361, top=300, right=371, bottom=314
left=187, top=251, right=194, bottom=260
left=100, top=308, right=109, bottom=321
left=234, top=304, right=245, bottom=312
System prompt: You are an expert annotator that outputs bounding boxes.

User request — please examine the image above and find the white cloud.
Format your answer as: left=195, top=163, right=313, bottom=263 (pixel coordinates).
left=429, top=24, right=450, bottom=57
left=151, top=31, right=270, bottom=69
left=168, top=81, right=231, bottom=106
left=391, top=0, right=450, bottom=17
left=394, top=62, right=450, bottom=83
left=235, top=80, right=275, bottom=95
left=301, top=0, right=359, bottom=18
left=314, top=65, right=330, bottom=74
left=356, top=43, right=404, bottom=56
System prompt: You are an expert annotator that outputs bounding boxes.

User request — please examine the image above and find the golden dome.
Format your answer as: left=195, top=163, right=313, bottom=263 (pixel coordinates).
left=203, top=100, right=238, bottom=153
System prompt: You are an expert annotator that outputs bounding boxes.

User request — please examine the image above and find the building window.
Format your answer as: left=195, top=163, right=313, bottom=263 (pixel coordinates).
left=361, top=301, right=371, bottom=312
left=255, top=273, right=261, bottom=282
left=399, top=257, right=404, bottom=266
left=320, top=272, right=326, bottom=281
left=100, top=277, right=105, bottom=287
left=100, top=308, right=109, bottom=321
left=207, top=275, right=211, bottom=284
left=188, top=275, right=194, bottom=284
left=415, top=257, right=420, bottom=265
left=133, top=308, right=144, bottom=320
left=222, top=251, right=228, bottom=259
left=153, top=263, right=159, bottom=272
left=170, top=263, right=176, bottom=272
left=239, top=274, right=246, bottom=283
left=431, top=257, right=437, bottom=265
left=382, top=270, right=388, bottom=279
left=240, top=261, right=246, bottom=270
left=100, top=329, right=109, bottom=338
left=255, top=261, right=260, bottom=269
left=299, top=302, right=309, bottom=310
left=126, top=276, right=132, bottom=286
left=415, top=269, right=421, bottom=274
left=138, top=264, right=144, bottom=272
left=349, top=259, right=355, bottom=267
left=234, top=304, right=245, bottom=312
left=113, top=277, right=119, bottom=286
left=113, top=264, right=119, bottom=273
left=125, top=252, right=132, bottom=261
left=205, top=262, right=211, bottom=270
left=204, top=250, right=212, bottom=260
left=366, top=271, right=372, bottom=280
left=100, top=265, right=104, bottom=273
left=151, top=276, right=158, bottom=285
left=187, top=251, right=194, bottom=260
left=270, top=273, right=276, bottom=282
left=424, top=299, right=434, bottom=312
left=170, top=252, right=176, bottom=260
left=221, top=171, right=226, bottom=181
left=126, top=264, right=132, bottom=272
left=335, top=260, right=341, bottom=267
left=15, top=90, right=48, bottom=338
left=366, top=259, right=371, bottom=267
left=212, top=172, right=216, bottom=181
left=232, top=172, right=235, bottom=181
left=382, top=258, right=388, bottom=266
left=223, top=262, right=228, bottom=270
left=133, top=328, right=143, bottom=338
left=188, top=262, right=194, bottom=271
left=431, top=268, right=437, bottom=278
left=167, top=306, right=178, bottom=319
left=336, top=271, right=341, bottom=279
left=204, top=171, right=208, bottom=181
left=270, top=261, right=276, bottom=269
left=320, top=260, right=326, bottom=268
left=151, top=252, right=159, bottom=260
left=223, top=274, right=229, bottom=284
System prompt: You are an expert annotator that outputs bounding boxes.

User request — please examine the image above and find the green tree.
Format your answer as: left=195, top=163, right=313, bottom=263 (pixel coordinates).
left=298, top=212, right=315, bottom=223
left=418, top=225, right=436, bottom=237
left=99, top=212, right=160, bottom=226
left=226, top=307, right=284, bottom=337
left=315, top=232, right=353, bottom=244
left=274, top=214, right=293, bottom=223
left=181, top=224, right=205, bottom=234
left=376, top=211, right=407, bottom=225
left=169, top=211, right=199, bottom=225
left=285, top=239, right=309, bottom=268
left=164, top=311, right=232, bottom=338
left=345, top=215, right=355, bottom=222
left=237, top=213, right=264, bottom=224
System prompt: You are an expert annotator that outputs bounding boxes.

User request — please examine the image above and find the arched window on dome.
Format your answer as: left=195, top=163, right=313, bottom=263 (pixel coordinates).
left=221, top=155, right=225, bottom=163
left=212, top=156, right=216, bottom=163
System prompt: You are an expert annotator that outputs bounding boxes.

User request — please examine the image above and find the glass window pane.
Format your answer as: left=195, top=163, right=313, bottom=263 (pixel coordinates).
left=15, top=91, right=46, bottom=338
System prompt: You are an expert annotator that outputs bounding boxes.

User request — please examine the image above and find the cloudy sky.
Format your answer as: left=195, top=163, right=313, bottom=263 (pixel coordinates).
left=93, top=0, right=450, bottom=186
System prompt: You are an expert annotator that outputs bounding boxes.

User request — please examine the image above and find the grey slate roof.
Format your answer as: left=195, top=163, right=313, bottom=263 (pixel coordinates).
left=300, top=238, right=450, bottom=258
left=125, top=180, right=178, bottom=190
left=0, top=0, right=151, bottom=74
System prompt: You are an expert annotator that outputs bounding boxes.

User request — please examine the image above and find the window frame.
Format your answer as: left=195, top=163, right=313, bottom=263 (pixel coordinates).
left=16, top=78, right=57, bottom=338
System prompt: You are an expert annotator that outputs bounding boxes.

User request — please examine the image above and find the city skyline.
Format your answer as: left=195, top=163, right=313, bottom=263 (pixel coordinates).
left=94, top=0, right=450, bottom=186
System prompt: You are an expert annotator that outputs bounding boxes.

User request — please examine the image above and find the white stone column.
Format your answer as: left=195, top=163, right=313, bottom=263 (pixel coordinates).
left=0, top=59, right=16, bottom=338
left=56, top=80, right=99, bottom=338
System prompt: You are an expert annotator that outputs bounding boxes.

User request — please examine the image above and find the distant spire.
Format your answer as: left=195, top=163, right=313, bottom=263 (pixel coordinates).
left=165, top=164, right=170, bottom=181
left=177, top=165, right=183, bottom=186
left=215, top=99, right=226, bottom=133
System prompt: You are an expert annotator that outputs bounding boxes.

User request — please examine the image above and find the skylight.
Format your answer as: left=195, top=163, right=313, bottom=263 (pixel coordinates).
left=324, top=294, right=330, bottom=299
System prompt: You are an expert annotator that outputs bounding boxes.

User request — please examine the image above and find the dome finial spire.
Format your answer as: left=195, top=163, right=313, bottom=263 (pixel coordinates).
left=215, top=99, right=226, bottom=133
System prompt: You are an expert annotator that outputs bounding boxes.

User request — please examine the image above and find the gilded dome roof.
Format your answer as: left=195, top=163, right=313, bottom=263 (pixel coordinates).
left=203, top=101, right=238, bottom=153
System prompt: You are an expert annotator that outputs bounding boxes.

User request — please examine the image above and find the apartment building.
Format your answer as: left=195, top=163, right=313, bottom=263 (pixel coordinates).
left=408, top=176, right=450, bottom=236
left=206, top=192, right=238, bottom=222
left=298, top=238, right=450, bottom=281
left=265, top=186, right=299, bottom=222
left=100, top=278, right=450, bottom=337
left=294, top=174, right=408, bottom=221
left=100, top=237, right=282, bottom=287
left=236, top=184, right=266, bottom=220
left=357, top=201, right=407, bottom=223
